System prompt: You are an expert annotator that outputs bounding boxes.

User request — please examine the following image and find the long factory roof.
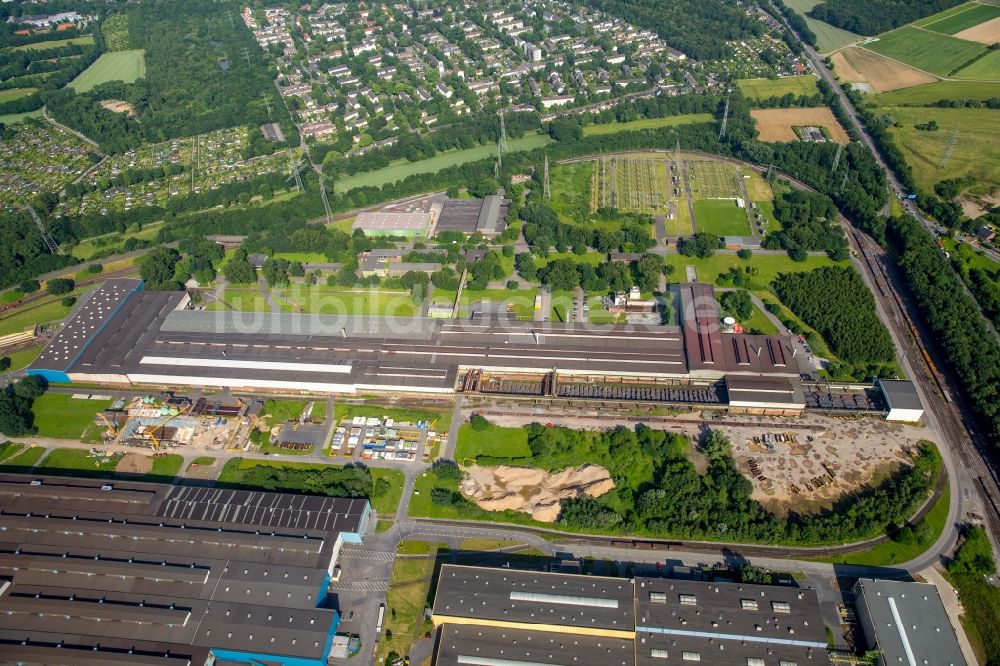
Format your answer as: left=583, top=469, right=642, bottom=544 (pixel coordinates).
left=31, top=280, right=800, bottom=392
left=0, top=474, right=368, bottom=665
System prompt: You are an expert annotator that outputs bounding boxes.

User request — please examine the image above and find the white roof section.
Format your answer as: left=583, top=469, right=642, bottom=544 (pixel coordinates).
left=353, top=211, right=432, bottom=231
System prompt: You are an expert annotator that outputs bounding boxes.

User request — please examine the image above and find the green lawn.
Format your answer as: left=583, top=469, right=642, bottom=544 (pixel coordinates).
left=782, top=0, right=861, bottom=52
left=430, top=288, right=539, bottom=319
left=12, top=36, right=95, bottom=51
left=334, top=132, right=551, bottom=193
left=282, top=287, right=417, bottom=316
left=38, top=448, right=122, bottom=475
left=2, top=345, right=43, bottom=371
left=217, top=458, right=404, bottom=515
left=736, top=76, right=820, bottom=99
left=455, top=424, right=531, bottom=462
left=534, top=251, right=605, bottom=268
left=70, top=222, right=164, bottom=260
left=665, top=252, right=847, bottom=290
left=207, top=289, right=270, bottom=312
left=0, top=445, right=45, bottom=470
left=941, top=237, right=1000, bottom=273
left=865, top=27, right=987, bottom=77
left=0, top=88, right=37, bottom=103
left=693, top=199, right=751, bottom=235
left=261, top=399, right=308, bottom=424
left=882, top=105, right=1000, bottom=191
left=582, top=114, right=714, bottom=136
left=0, top=109, right=43, bottom=124
left=921, top=2, right=1000, bottom=34
left=375, top=542, right=440, bottom=665
left=32, top=393, right=114, bottom=442
left=189, top=456, right=216, bottom=468
left=69, top=49, right=146, bottom=92
left=0, top=286, right=93, bottom=337
left=272, top=252, right=329, bottom=263
left=875, top=80, right=1000, bottom=104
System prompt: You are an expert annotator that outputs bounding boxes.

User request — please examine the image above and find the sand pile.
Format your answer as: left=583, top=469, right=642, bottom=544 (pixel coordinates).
left=459, top=463, right=614, bottom=522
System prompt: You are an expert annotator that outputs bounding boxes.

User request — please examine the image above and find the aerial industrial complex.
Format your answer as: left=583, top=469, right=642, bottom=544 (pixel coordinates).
left=0, top=473, right=371, bottom=665
left=26, top=279, right=921, bottom=420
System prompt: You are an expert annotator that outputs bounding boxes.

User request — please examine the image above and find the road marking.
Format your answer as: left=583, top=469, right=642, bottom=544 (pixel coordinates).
left=329, top=580, right=391, bottom=592
left=341, top=548, right=396, bottom=561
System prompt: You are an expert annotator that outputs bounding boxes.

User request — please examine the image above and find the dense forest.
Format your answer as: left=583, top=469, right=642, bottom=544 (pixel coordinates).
left=586, top=0, right=765, bottom=61
left=807, top=0, right=965, bottom=35
left=762, top=190, right=848, bottom=259
left=472, top=425, right=940, bottom=545
left=0, top=211, right=78, bottom=291
left=773, top=266, right=895, bottom=372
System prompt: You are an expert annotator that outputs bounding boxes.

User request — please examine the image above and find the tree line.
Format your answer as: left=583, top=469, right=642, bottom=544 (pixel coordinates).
left=807, top=0, right=965, bottom=36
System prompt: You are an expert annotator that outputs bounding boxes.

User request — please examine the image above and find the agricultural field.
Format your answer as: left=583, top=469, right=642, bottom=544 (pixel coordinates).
left=69, top=49, right=146, bottom=92
left=864, top=27, right=988, bottom=78
left=831, top=47, right=936, bottom=93
left=11, top=36, right=94, bottom=51
left=333, top=132, right=551, bottom=193
left=954, top=48, right=1000, bottom=79
left=59, top=126, right=291, bottom=217
left=781, top=0, right=862, bottom=52
left=918, top=2, right=1000, bottom=35
left=581, top=113, right=714, bottom=136
left=0, top=110, right=43, bottom=125
left=693, top=199, right=751, bottom=236
left=874, top=80, right=1000, bottom=104
left=881, top=105, right=1000, bottom=193
left=752, top=107, right=851, bottom=143
left=101, top=14, right=131, bottom=51
left=0, top=119, right=94, bottom=210
left=736, top=75, right=820, bottom=100
left=0, top=88, right=37, bottom=103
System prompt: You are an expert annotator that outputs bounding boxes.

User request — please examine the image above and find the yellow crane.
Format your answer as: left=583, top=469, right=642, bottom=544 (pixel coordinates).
left=145, top=402, right=192, bottom=450
left=96, top=412, right=120, bottom=440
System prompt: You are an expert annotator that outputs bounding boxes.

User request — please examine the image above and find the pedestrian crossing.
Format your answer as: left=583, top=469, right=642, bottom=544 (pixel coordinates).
left=341, top=548, right=396, bottom=562
left=329, top=580, right=391, bottom=592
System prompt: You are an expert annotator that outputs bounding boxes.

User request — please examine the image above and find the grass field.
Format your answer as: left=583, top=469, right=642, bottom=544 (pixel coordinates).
left=875, top=80, right=1000, bottom=104
left=455, top=423, right=531, bottom=462
left=0, top=298, right=76, bottom=336
left=2, top=345, right=43, bottom=371
left=0, top=445, right=45, bottom=470
left=954, top=48, right=1000, bottom=79
left=32, top=393, right=114, bottom=442
left=581, top=113, right=714, bottom=136
left=333, top=132, right=551, bottom=193
left=882, top=105, right=1000, bottom=191
left=914, top=2, right=980, bottom=27
left=279, top=287, right=418, bottom=317
left=921, top=2, right=1000, bottom=34
left=206, top=289, right=270, bottom=312
left=70, top=222, right=164, bottom=260
left=782, top=0, right=861, bottom=52
left=665, top=252, right=848, bottom=291
left=693, top=199, right=750, bottom=236
left=69, top=49, right=146, bottom=92
left=865, top=27, right=987, bottom=77
left=12, top=36, right=94, bottom=51
left=333, top=402, right=452, bottom=432
left=0, top=109, right=43, bottom=124
left=736, top=76, right=820, bottom=99
left=375, top=541, right=440, bottom=666
left=430, top=287, right=539, bottom=319
left=38, top=448, right=122, bottom=475
left=0, top=88, right=37, bottom=103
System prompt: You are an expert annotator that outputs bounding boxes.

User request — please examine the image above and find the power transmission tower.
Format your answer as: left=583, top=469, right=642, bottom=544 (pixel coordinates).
left=287, top=147, right=303, bottom=193
left=831, top=143, right=843, bottom=173
left=319, top=174, right=333, bottom=225
left=498, top=109, right=508, bottom=155
left=938, top=127, right=959, bottom=168
left=226, top=10, right=235, bottom=29
left=765, top=162, right=773, bottom=180
left=242, top=46, right=253, bottom=68
left=718, top=93, right=730, bottom=140
left=21, top=197, right=59, bottom=254
left=839, top=172, right=848, bottom=193
left=543, top=154, right=551, bottom=201
left=261, top=93, right=272, bottom=120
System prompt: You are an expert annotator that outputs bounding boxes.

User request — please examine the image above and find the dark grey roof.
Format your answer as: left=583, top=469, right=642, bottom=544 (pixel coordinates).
left=854, top=579, right=966, bottom=666
left=725, top=375, right=806, bottom=408
left=433, top=564, right=635, bottom=632
left=877, top=379, right=923, bottom=411
left=476, top=194, right=504, bottom=232
left=435, top=624, right=634, bottom=666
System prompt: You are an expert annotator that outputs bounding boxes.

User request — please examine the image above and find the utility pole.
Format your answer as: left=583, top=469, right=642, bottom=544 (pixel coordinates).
left=543, top=153, right=551, bottom=201
left=21, top=198, right=59, bottom=254
left=498, top=109, right=508, bottom=155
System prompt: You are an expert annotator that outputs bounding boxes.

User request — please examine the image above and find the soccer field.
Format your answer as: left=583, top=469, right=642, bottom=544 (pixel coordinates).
left=69, top=50, right=146, bottom=92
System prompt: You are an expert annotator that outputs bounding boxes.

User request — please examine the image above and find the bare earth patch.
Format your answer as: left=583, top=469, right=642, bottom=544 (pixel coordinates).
left=460, top=463, right=615, bottom=522
left=116, top=452, right=153, bottom=475
left=959, top=189, right=1000, bottom=218
left=831, top=47, right=936, bottom=92
left=100, top=99, right=137, bottom=117
left=954, top=16, right=1000, bottom=44
left=752, top=107, right=851, bottom=144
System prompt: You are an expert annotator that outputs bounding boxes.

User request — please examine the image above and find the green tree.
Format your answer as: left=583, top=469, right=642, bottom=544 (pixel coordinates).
left=720, top=290, right=753, bottom=322
left=46, top=278, right=75, bottom=295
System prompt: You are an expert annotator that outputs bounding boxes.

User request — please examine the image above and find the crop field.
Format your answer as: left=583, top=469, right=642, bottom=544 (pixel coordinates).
left=955, top=15, right=1000, bottom=43
left=954, top=48, right=1000, bottom=79
left=593, top=155, right=670, bottom=213
left=736, top=76, right=820, bottom=100
left=69, top=50, right=146, bottom=92
left=693, top=200, right=750, bottom=235
left=333, top=132, right=551, bottom=193
left=752, top=107, right=851, bottom=143
left=782, top=0, right=861, bottom=53
left=11, top=36, right=94, bottom=51
left=686, top=160, right=742, bottom=199
left=0, top=88, right=37, bottom=103
left=875, top=80, right=1000, bottom=104
left=920, top=2, right=1000, bottom=35
left=882, top=105, right=1000, bottom=192
left=831, top=47, right=936, bottom=92
left=865, top=27, right=987, bottom=77
left=581, top=113, right=713, bottom=136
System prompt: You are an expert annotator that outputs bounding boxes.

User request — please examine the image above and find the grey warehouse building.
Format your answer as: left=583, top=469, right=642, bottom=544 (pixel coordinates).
left=0, top=474, right=371, bottom=666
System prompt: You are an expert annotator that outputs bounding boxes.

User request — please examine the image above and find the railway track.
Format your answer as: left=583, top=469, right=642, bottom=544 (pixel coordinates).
left=0, top=266, right=138, bottom=317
